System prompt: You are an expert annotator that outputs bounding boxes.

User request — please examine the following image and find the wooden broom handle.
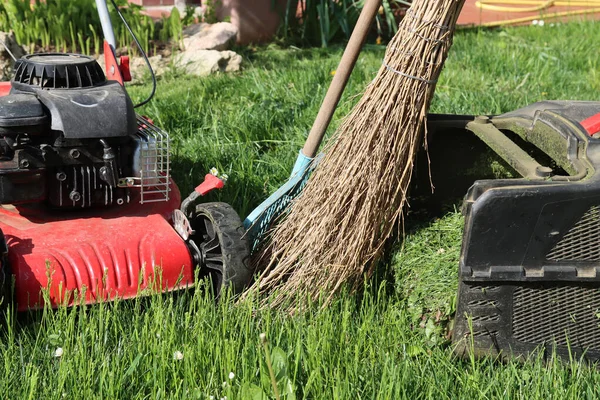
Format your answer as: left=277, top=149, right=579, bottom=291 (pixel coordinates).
left=302, top=0, right=382, bottom=158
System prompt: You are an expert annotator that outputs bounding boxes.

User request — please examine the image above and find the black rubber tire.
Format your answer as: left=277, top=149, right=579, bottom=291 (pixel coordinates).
left=190, top=202, right=253, bottom=296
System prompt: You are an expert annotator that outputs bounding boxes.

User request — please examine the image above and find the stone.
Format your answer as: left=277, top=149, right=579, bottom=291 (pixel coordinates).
left=220, top=50, right=242, bottom=73
left=182, top=22, right=209, bottom=37
left=182, top=22, right=238, bottom=52
left=0, top=31, right=25, bottom=81
left=130, top=55, right=166, bottom=80
left=175, top=49, right=242, bottom=76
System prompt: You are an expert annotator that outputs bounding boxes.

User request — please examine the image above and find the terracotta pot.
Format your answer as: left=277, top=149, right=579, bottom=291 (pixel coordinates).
left=217, top=0, right=290, bottom=44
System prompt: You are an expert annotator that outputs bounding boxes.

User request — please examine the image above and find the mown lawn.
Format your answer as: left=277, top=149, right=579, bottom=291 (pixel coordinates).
left=3, top=20, right=600, bottom=399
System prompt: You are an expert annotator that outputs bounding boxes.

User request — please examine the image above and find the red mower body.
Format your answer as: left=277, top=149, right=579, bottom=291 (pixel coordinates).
left=3, top=181, right=195, bottom=311
left=0, top=47, right=251, bottom=310
left=0, top=82, right=10, bottom=97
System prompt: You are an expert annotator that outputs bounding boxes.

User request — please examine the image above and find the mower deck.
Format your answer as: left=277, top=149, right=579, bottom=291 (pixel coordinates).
left=3, top=180, right=195, bottom=311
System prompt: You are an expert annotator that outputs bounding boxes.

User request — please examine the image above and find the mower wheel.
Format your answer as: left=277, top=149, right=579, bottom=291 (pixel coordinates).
left=189, top=202, right=252, bottom=296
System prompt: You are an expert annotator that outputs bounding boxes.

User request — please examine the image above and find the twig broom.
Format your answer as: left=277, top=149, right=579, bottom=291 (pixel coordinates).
left=250, top=0, right=466, bottom=308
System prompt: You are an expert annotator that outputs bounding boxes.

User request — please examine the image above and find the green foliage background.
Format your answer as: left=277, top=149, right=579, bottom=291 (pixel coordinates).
left=0, top=0, right=185, bottom=54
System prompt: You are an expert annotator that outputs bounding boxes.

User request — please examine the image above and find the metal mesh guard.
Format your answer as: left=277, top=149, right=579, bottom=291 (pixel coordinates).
left=120, top=115, right=170, bottom=204
left=547, top=205, right=600, bottom=261
left=513, top=285, right=600, bottom=350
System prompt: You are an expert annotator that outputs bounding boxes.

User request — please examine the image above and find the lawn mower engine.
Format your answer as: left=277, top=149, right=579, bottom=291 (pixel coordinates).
left=436, top=101, right=600, bottom=362
left=0, top=53, right=251, bottom=311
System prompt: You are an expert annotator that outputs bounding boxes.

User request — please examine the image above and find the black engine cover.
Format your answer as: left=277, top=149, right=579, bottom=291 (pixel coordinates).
left=0, top=53, right=138, bottom=208
left=35, top=82, right=136, bottom=139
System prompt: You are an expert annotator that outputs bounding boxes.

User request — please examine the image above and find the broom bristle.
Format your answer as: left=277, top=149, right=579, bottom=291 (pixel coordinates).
left=249, top=0, right=466, bottom=309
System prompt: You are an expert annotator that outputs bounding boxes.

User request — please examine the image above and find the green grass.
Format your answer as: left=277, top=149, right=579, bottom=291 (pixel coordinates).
left=5, top=20, right=600, bottom=399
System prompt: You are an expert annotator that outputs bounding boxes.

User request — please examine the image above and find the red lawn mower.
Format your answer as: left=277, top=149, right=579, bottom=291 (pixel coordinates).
left=0, top=0, right=253, bottom=311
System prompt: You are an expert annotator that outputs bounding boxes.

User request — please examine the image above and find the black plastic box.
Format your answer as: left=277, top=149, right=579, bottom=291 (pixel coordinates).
left=431, top=101, right=600, bottom=361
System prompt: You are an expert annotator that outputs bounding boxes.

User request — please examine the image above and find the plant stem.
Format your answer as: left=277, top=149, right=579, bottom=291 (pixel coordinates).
left=260, top=333, right=281, bottom=400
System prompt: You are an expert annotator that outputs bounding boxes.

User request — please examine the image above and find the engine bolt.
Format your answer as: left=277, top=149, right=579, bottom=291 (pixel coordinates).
left=56, top=172, right=67, bottom=181
left=69, top=191, right=81, bottom=202
left=20, top=159, right=29, bottom=168
left=69, top=149, right=81, bottom=159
